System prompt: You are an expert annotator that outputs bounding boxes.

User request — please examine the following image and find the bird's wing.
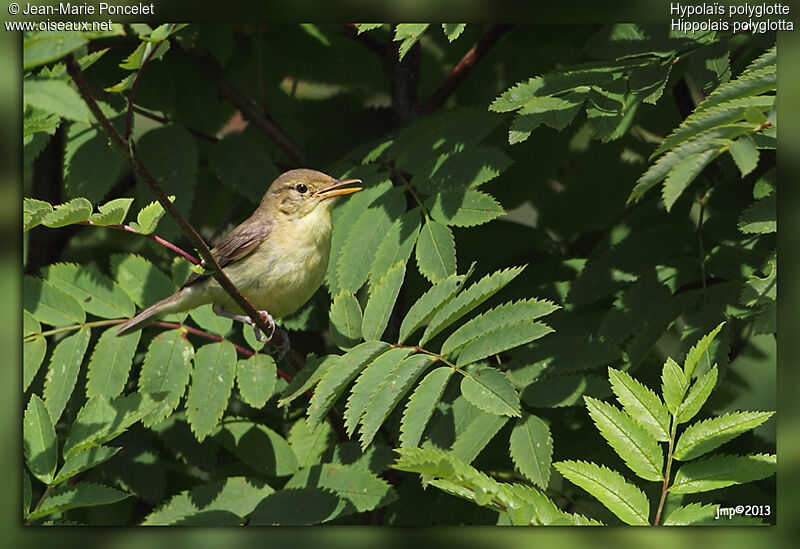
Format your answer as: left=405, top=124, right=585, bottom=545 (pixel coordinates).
left=183, top=216, right=272, bottom=287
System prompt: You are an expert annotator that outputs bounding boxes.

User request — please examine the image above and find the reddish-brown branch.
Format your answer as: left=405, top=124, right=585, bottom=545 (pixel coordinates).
left=78, top=220, right=201, bottom=265
left=421, top=24, right=512, bottom=114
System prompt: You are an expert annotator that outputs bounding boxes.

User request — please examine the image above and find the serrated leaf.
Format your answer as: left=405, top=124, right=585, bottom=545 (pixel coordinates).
left=368, top=209, right=421, bottom=287
left=138, top=329, right=194, bottom=426
left=509, top=414, right=553, bottom=488
left=398, top=273, right=465, bottom=344
left=416, top=219, right=457, bottom=283
left=24, top=394, right=57, bottom=485
left=43, top=327, right=90, bottom=423
left=739, top=194, right=776, bottom=234
left=661, top=148, right=717, bottom=211
left=442, top=298, right=559, bottom=356
left=41, top=197, right=94, bottom=228
left=24, top=78, right=92, bottom=123
left=42, top=263, right=135, bottom=319
left=217, top=420, right=298, bottom=477
left=63, top=393, right=163, bottom=459
left=24, top=311, right=47, bottom=391
left=661, top=357, right=688, bottom=415
left=24, top=32, right=87, bottom=69
left=128, top=199, right=168, bottom=235
left=110, top=254, right=181, bottom=319
left=394, top=23, right=429, bottom=60
left=508, top=90, right=588, bottom=143
left=450, top=410, right=508, bottom=463
left=554, top=460, right=649, bottom=525
left=307, top=342, right=390, bottom=426
left=279, top=354, right=338, bottom=408
left=63, top=123, right=126, bottom=204
left=53, top=446, right=121, bottom=486
left=185, top=342, right=237, bottom=441
left=608, top=368, right=670, bottom=442
left=461, top=367, right=521, bottom=417
left=427, top=190, right=505, bottom=228
left=250, top=487, right=342, bottom=525
left=442, top=23, right=466, bottom=41
left=670, top=453, right=776, bottom=494
left=344, top=347, right=413, bottom=436
left=23, top=470, right=31, bottom=516
left=683, top=322, right=725, bottom=378
left=236, top=354, right=276, bottom=409
left=23, top=197, right=53, bottom=231
left=86, top=328, right=140, bottom=399
left=522, top=374, right=609, bottom=408
left=695, top=65, right=776, bottom=114
left=673, top=411, right=774, bottom=461
left=400, top=366, right=454, bottom=447
left=329, top=291, right=363, bottom=350
left=360, top=354, right=435, bottom=449
left=286, top=462, right=396, bottom=514
left=208, top=132, right=278, bottom=204
left=361, top=261, right=406, bottom=341
left=26, top=483, right=129, bottom=521
left=421, top=266, right=525, bottom=345
left=457, top=320, right=553, bottom=367
left=90, top=198, right=134, bottom=226
left=357, top=24, right=383, bottom=34
left=288, top=418, right=334, bottom=469
left=728, top=134, right=759, bottom=177
left=584, top=396, right=663, bottom=482
left=662, top=503, right=719, bottom=525
left=676, top=366, right=717, bottom=424
left=142, top=476, right=274, bottom=525
left=189, top=304, right=233, bottom=336
left=414, top=146, right=513, bottom=194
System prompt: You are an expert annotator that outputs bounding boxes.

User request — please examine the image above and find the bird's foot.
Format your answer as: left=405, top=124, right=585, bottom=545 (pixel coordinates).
left=213, top=304, right=276, bottom=342
left=271, top=327, right=291, bottom=362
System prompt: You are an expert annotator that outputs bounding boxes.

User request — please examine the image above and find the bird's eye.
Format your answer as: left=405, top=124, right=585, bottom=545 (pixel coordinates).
left=295, top=183, right=308, bottom=194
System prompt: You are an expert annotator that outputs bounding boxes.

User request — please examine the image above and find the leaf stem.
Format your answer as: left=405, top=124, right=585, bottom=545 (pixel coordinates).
left=24, top=319, right=123, bottom=343
left=653, top=418, right=679, bottom=525
left=25, top=484, right=55, bottom=525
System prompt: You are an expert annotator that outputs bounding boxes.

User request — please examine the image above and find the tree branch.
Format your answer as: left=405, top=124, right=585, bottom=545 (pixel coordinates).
left=421, top=24, right=512, bottom=114
left=78, top=221, right=201, bottom=265
left=341, top=24, right=389, bottom=57
left=66, top=55, right=275, bottom=342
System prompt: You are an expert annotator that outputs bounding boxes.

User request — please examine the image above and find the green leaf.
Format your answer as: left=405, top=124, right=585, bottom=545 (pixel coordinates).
left=461, top=367, right=521, bottom=417
left=670, top=453, right=776, bottom=494
left=128, top=199, right=169, bottom=235
left=185, top=342, right=237, bottom=441
left=584, top=396, right=663, bottom=481
left=43, top=327, right=90, bottom=423
left=394, top=24, right=429, bottom=60
left=427, top=190, right=505, bottom=228
left=414, top=146, right=512, bottom=194
left=63, top=393, right=163, bottom=459
left=661, top=357, right=688, bottom=415
left=676, top=366, right=717, bottom=424
left=40, top=197, right=93, bottom=228
left=421, top=266, right=525, bottom=345
left=208, top=132, right=278, bottom=204
left=509, top=414, right=553, bottom=488
left=608, top=368, right=670, bottom=442
left=696, top=65, right=776, bottom=114
left=23, top=32, right=87, bottom=69
left=415, top=219, right=457, bottom=283
left=400, top=366, right=454, bottom=447
left=368, top=209, right=421, bottom=287
left=662, top=503, right=719, bottom=525
left=357, top=24, right=383, bottom=34
left=344, top=347, right=413, bottom=436
left=360, top=354, right=435, bottom=449
left=442, top=23, right=466, bottom=41
left=250, top=488, right=342, bottom=525
left=138, top=329, right=194, bottom=426
left=683, top=322, right=725, bottom=378
left=236, top=354, right=276, bottom=409
left=23, top=197, right=53, bottom=231
left=189, top=304, right=232, bottom=336
left=90, top=198, right=134, bottom=226
left=739, top=194, right=776, bottom=234
left=110, top=254, right=180, bottom=315
left=288, top=418, right=335, bottom=469
left=24, top=394, right=57, bottom=485
left=728, top=134, right=759, bottom=176
left=398, top=273, right=465, bottom=344
left=217, top=420, right=298, bottom=477
left=554, top=460, right=650, bottom=525
left=23, top=469, right=31, bottom=516
left=329, top=290, right=362, bottom=350
left=53, top=446, right=121, bottom=486
left=673, top=411, right=774, bottom=461
left=508, top=90, right=588, bottom=143
left=285, top=463, right=395, bottom=514
left=661, top=149, right=717, bottom=211
left=307, top=342, right=390, bottom=426
left=522, top=374, right=609, bottom=408
left=142, top=476, right=274, bottom=525
left=86, top=328, right=140, bottom=399
left=24, top=78, right=92, bottom=123
left=42, top=263, right=135, bottom=319
left=63, top=123, right=127, bottom=204
left=279, top=354, right=338, bottom=408
left=362, top=261, right=406, bottom=341
left=26, top=483, right=130, bottom=521
left=456, top=320, right=553, bottom=367
left=450, top=410, right=509, bottom=464
left=24, top=312, right=47, bottom=391
left=442, top=298, right=558, bottom=356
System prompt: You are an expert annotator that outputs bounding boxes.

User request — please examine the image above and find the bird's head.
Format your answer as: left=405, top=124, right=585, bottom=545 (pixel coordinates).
left=260, top=169, right=361, bottom=219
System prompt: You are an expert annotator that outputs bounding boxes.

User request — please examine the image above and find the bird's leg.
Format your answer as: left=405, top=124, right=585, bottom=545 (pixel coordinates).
left=212, top=303, right=276, bottom=342
left=271, top=326, right=291, bottom=362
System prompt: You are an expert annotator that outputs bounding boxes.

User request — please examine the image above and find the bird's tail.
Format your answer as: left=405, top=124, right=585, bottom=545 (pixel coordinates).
left=117, top=292, right=184, bottom=336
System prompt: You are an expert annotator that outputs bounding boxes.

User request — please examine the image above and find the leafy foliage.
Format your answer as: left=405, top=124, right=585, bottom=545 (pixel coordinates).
left=22, top=23, right=775, bottom=525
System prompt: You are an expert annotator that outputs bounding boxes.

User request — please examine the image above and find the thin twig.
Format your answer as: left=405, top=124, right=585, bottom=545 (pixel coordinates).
left=341, top=24, right=389, bottom=57
left=78, top=221, right=200, bottom=265
left=654, top=419, right=679, bottom=525
left=132, top=106, right=219, bottom=143
left=125, top=31, right=172, bottom=140
left=421, top=24, right=512, bottom=114
left=66, top=55, right=275, bottom=341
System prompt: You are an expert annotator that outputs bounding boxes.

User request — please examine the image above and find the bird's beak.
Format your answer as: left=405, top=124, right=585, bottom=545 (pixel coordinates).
left=313, top=178, right=362, bottom=200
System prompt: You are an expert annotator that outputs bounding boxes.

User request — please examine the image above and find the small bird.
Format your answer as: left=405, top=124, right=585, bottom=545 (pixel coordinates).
left=117, top=168, right=361, bottom=353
